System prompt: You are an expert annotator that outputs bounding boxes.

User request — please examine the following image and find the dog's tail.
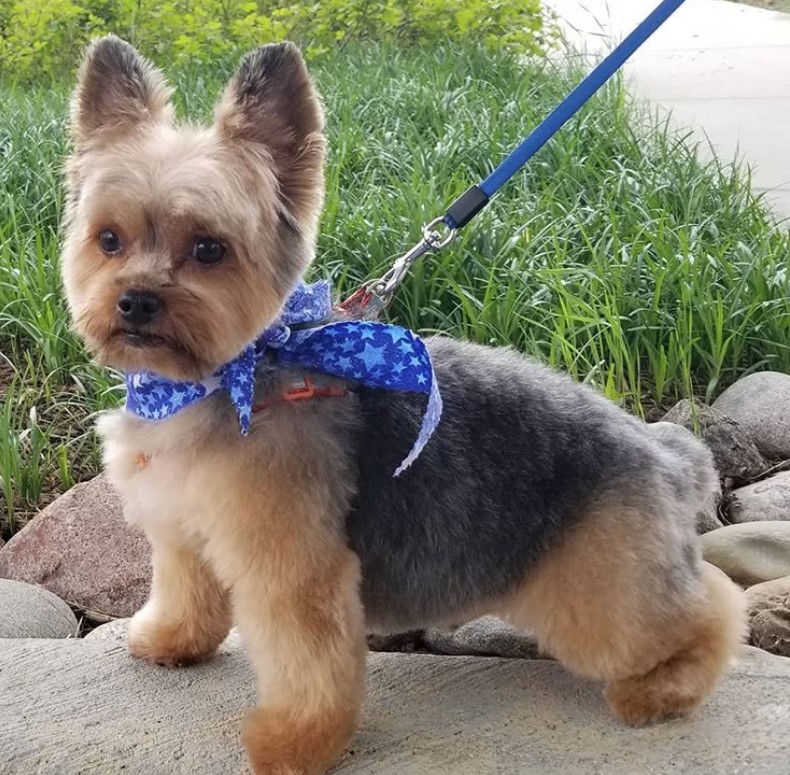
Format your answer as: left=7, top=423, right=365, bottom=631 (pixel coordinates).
left=646, top=420, right=719, bottom=510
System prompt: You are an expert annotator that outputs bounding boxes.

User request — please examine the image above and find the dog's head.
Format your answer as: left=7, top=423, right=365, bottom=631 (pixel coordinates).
left=62, top=36, right=324, bottom=380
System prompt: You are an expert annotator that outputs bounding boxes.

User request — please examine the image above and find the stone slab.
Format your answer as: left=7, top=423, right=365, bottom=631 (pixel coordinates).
left=2, top=634, right=790, bottom=774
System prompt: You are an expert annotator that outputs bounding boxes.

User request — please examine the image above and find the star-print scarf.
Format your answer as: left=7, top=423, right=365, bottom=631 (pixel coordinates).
left=124, top=280, right=442, bottom=475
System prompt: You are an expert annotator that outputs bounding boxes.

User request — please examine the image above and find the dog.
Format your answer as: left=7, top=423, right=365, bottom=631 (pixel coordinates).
left=61, top=35, right=746, bottom=775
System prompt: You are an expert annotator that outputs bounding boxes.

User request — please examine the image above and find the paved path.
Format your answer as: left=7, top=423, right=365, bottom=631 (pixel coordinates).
left=546, top=0, right=790, bottom=219
left=4, top=627, right=790, bottom=774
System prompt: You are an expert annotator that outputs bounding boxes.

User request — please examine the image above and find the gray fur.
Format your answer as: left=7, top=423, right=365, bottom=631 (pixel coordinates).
left=337, top=338, right=715, bottom=632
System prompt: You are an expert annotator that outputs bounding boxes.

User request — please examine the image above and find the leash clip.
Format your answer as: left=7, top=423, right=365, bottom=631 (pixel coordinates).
left=369, top=217, right=456, bottom=305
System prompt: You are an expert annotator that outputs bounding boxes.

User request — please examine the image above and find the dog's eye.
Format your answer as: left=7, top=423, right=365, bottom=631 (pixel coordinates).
left=191, top=237, right=226, bottom=266
left=99, top=230, right=122, bottom=255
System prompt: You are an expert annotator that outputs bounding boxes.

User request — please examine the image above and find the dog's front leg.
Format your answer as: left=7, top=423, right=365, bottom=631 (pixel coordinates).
left=230, top=537, right=366, bottom=775
left=128, top=526, right=232, bottom=666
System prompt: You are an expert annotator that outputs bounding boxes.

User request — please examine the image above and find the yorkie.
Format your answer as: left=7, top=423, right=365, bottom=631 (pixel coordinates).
left=62, top=36, right=745, bottom=775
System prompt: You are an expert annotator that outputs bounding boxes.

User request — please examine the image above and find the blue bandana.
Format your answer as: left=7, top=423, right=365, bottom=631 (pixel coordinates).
left=124, top=281, right=442, bottom=475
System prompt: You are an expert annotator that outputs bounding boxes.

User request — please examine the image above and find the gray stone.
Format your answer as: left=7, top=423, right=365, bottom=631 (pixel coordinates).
left=367, top=630, right=424, bottom=653
left=423, top=616, right=544, bottom=659
left=727, top=471, right=790, bottom=523
left=0, top=579, right=79, bottom=639
left=696, top=492, right=725, bottom=535
left=2, top=626, right=790, bottom=775
left=701, top=521, right=790, bottom=586
left=85, top=618, right=246, bottom=649
left=0, top=475, right=150, bottom=619
left=713, top=372, right=790, bottom=461
left=739, top=644, right=790, bottom=672
left=661, top=398, right=768, bottom=484
left=746, top=576, right=790, bottom=657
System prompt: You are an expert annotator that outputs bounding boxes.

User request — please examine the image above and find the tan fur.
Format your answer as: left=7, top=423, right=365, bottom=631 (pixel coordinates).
left=498, top=499, right=746, bottom=725
left=99, top=390, right=365, bottom=774
left=128, top=533, right=231, bottom=666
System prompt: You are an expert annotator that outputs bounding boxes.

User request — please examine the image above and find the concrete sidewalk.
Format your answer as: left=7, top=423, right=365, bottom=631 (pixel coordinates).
left=546, top=0, right=790, bottom=219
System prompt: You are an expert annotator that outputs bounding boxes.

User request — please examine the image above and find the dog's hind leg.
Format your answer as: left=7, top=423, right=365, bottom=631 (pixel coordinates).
left=499, top=491, right=745, bottom=725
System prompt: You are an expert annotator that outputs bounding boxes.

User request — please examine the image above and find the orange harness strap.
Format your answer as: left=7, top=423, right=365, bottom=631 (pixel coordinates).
left=251, top=375, right=348, bottom=414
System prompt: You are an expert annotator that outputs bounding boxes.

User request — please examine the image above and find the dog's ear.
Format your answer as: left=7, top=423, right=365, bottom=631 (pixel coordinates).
left=70, top=35, right=173, bottom=147
left=215, top=42, right=325, bottom=224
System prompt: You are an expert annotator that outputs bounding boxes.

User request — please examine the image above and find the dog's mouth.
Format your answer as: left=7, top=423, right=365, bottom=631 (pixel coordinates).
left=112, top=328, right=167, bottom=348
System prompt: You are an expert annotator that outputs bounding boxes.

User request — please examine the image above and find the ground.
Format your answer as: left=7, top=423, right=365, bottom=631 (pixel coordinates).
left=735, top=0, right=790, bottom=11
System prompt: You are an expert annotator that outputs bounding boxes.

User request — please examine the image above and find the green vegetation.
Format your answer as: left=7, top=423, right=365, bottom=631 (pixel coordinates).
left=2, top=41, right=789, bottom=536
left=0, top=0, right=548, bottom=80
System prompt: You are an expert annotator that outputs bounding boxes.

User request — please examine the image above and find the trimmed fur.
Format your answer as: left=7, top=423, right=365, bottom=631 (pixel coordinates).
left=62, top=37, right=746, bottom=775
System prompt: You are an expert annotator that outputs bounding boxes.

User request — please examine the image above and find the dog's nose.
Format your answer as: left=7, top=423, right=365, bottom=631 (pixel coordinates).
left=117, top=290, right=163, bottom=326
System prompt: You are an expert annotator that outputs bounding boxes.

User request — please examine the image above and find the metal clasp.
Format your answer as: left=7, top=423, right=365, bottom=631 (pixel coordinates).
left=368, top=217, right=457, bottom=305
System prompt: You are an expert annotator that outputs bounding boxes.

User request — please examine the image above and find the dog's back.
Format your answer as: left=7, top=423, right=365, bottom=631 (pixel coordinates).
left=348, top=337, right=713, bottom=632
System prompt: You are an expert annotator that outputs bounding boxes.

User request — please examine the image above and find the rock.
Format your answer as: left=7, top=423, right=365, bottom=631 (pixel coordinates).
left=0, top=579, right=79, bottom=639
left=726, top=471, right=790, bottom=524
left=0, top=475, right=150, bottom=619
left=700, top=521, right=790, bottom=586
left=2, top=624, right=790, bottom=774
left=367, top=630, right=424, bottom=652
left=696, top=492, right=725, bottom=535
left=661, top=398, right=768, bottom=484
left=738, top=644, right=790, bottom=671
left=746, top=576, right=790, bottom=657
left=84, top=617, right=134, bottom=643
left=713, top=372, right=790, bottom=461
left=423, top=616, right=544, bottom=659
left=86, top=617, right=246, bottom=650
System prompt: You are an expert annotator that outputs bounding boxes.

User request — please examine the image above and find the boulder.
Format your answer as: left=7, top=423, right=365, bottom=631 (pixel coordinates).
left=726, top=471, right=790, bottom=524
left=0, top=475, right=150, bottom=619
left=0, top=579, right=79, bottom=639
left=661, top=398, right=768, bottom=484
left=712, top=372, right=790, bottom=460
left=696, top=492, right=725, bottom=535
left=367, top=630, right=424, bottom=652
left=423, top=616, right=544, bottom=659
left=738, top=643, right=790, bottom=671
left=746, top=575, right=790, bottom=657
left=2, top=624, right=790, bottom=775
left=700, top=521, right=790, bottom=586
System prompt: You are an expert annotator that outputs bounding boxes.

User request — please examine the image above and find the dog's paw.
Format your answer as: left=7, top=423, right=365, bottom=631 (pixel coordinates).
left=243, top=706, right=354, bottom=775
left=127, top=610, right=219, bottom=667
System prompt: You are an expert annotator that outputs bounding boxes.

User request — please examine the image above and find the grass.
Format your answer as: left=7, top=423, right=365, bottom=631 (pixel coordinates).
left=2, top=42, right=790, bottom=537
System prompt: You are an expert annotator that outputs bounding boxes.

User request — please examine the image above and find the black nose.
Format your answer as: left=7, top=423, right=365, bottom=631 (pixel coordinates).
left=117, top=290, right=163, bottom=326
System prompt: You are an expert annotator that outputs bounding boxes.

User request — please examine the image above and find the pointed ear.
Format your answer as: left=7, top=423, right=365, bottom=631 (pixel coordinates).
left=70, top=35, right=173, bottom=147
left=215, top=42, right=325, bottom=225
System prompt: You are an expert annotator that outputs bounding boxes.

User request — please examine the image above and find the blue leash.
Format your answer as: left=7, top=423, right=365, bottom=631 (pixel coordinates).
left=444, top=0, right=687, bottom=229
left=360, top=0, right=687, bottom=307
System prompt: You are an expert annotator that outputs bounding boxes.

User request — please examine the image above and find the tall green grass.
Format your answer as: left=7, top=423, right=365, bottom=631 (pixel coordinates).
left=1, top=43, right=789, bottom=535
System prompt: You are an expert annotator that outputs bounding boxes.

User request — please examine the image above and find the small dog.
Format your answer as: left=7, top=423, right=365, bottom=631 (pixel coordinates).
left=62, top=36, right=745, bottom=775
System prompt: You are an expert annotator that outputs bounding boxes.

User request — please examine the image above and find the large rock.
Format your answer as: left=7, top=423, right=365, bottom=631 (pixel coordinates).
left=367, top=630, right=424, bottom=653
left=746, top=576, right=790, bottom=657
left=661, top=398, right=768, bottom=484
left=0, top=579, right=79, bottom=639
left=423, top=616, right=544, bottom=659
left=701, top=521, right=790, bottom=586
left=696, top=493, right=725, bottom=535
left=727, top=471, right=790, bottom=524
left=2, top=624, right=790, bottom=774
left=713, top=372, right=790, bottom=460
left=0, top=476, right=150, bottom=619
